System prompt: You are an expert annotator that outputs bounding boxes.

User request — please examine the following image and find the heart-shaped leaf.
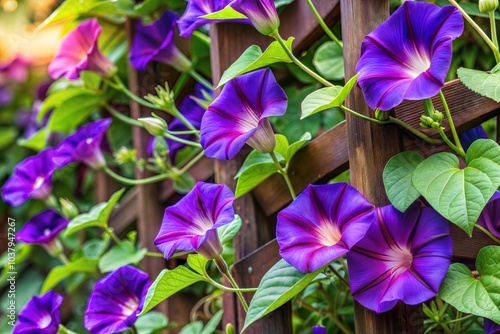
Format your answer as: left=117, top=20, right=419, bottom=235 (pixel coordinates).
left=242, top=259, right=322, bottom=332
left=313, top=41, right=344, bottom=81
left=383, top=151, right=424, bottom=212
left=301, top=74, right=358, bottom=119
left=218, top=215, right=243, bottom=245
left=412, top=140, right=500, bottom=236
left=457, top=67, right=500, bottom=102
left=41, top=257, right=98, bottom=293
left=439, top=245, right=500, bottom=323
left=98, top=240, right=148, bottom=273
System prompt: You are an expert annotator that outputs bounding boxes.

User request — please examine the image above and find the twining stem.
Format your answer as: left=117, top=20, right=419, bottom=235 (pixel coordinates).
left=448, top=313, right=475, bottom=324
left=340, top=105, right=444, bottom=145
left=173, top=71, right=190, bottom=98
left=475, top=223, right=500, bottom=244
left=104, top=227, right=122, bottom=245
left=214, top=256, right=249, bottom=312
left=175, top=150, right=205, bottom=175
left=103, top=103, right=143, bottom=127
left=108, top=75, right=158, bottom=110
left=305, top=0, right=342, bottom=48
left=439, top=91, right=465, bottom=156
left=490, top=11, right=499, bottom=52
left=169, top=104, right=199, bottom=137
left=58, top=253, right=69, bottom=265
left=269, top=151, right=297, bottom=199
left=271, top=31, right=334, bottom=87
left=329, top=264, right=349, bottom=287
left=170, top=129, right=200, bottom=135
left=448, top=0, right=500, bottom=62
left=437, top=128, right=466, bottom=158
left=205, top=275, right=258, bottom=293
left=146, top=252, right=165, bottom=258
left=103, top=166, right=172, bottom=185
left=188, top=69, right=213, bottom=91
left=162, top=131, right=202, bottom=148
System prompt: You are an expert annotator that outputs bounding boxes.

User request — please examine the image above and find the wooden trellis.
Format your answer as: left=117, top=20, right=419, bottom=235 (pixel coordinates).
left=102, top=0, right=499, bottom=333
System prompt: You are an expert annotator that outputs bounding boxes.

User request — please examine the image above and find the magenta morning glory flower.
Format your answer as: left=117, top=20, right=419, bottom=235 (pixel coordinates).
left=355, top=1, right=463, bottom=111
left=13, top=290, right=63, bottom=334
left=200, top=68, right=287, bottom=160
left=48, top=18, right=115, bottom=80
left=54, top=118, right=111, bottom=169
left=231, top=0, right=280, bottom=36
left=0, top=56, right=30, bottom=84
left=2, top=149, right=58, bottom=207
left=276, top=183, right=375, bottom=273
left=155, top=181, right=235, bottom=260
left=485, top=319, right=500, bottom=334
left=130, top=10, right=191, bottom=73
left=347, top=203, right=453, bottom=313
left=84, top=265, right=152, bottom=334
left=177, top=0, right=250, bottom=38
left=16, top=209, right=69, bottom=246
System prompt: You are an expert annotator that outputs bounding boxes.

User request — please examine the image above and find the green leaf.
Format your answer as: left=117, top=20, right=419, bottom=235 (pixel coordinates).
left=39, top=0, right=135, bottom=29
left=201, top=310, right=223, bottom=334
left=412, top=140, right=500, bottom=235
left=17, top=128, right=49, bottom=151
left=301, top=74, right=358, bottom=119
left=65, top=188, right=125, bottom=236
left=242, top=259, right=322, bottom=332
left=383, top=151, right=424, bottom=212
left=457, top=67, right=500, bottom=102
left=200, top=5, right=247, bottom=21
left=41, top=257, right=98, bottom=293
left=133, top=0, right=169, bottom=15
left=285, top=132, right=312, bottom=162
left=439, top=245, right=500, bottom=323
left=186, top=254, right=209, bottom=275
left=140, top=266, right=206, bottom=314
left=48, top=93, right=103, bottom=133
left=313, top=41, right=344, bottom=81
left=0, top=127, right=17, bottom=151
left=174, top=172, right=196, bottom=194
left=179, top=322, right=204, bottom=334
left=218, top=215, right=243, bottom=244
left=83, top=238, right=110, bottom=260
left=98, top=240, right=148, bottom=273
left=135, top=311, right=169, bottom=334
left=217, top=38, right=295, bottom=88
left=235, top=162, right=278, bottom=198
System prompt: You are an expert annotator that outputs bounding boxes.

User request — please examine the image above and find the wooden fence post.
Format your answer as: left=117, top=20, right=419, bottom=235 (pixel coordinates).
left=340, top=1, right=424, bottom=332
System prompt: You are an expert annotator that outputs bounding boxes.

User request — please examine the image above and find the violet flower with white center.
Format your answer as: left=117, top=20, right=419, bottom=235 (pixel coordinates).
left=155, top=181, right=235, bottom=260
left=84, top=265, right=152, bottom=334
left=130, top=10, right=191, bottom=73
left=231, top=0, right=280, bottom=36
left=16, top=209, right=69, bottom=249
left=276, top=182, right=375, bottom=273
left=48, top=18, right=115, bottom=80
left=177, top=0, right=250, bottom=38
left=347, top=203, right=453, bottom=313
left=356, top=1, right=463, bottom=111
left=54, top=118, right=111, bottom=169
left=200, top=68, right=287, bottom=160
left=13, top=290, right=63, bottom=334
left=2, top=149, right=58, bottom=206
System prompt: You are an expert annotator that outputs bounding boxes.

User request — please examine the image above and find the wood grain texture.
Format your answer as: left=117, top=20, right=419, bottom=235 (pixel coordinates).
left=341, top=0, right=424, bottom=332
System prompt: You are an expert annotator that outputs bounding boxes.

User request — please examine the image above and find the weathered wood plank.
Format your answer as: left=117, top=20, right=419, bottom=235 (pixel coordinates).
left=108, top=187, right=138, bottom=234
left=253, top=80, right=500, bottom=217
left=341, top=0, right=424, bottom=332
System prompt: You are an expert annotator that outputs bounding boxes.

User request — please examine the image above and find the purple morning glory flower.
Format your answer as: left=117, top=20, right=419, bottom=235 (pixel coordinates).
left=177, top=0, right=250, bottom=38
left=231, top=0, right=280, bottom=36
left=355, top=1, right=463, bottom=111
left=347, top=203, right=453, bottom=313
left=200, top=68, right=287, bottom=160
left=0, top=56, right=30, bottom=84
left=477, top=192, right=500, bottom=240
left=54, top=118, right=111, bottom=169
left=48, top=18, right=115, bottom=80
left=459, top=125, right=488, bottom=151
left=84, top=265, right=152, bottom=334
left=0, top=85, right=12, bottom=107
left=485, top=318, right=500, bottom=334
left=130, top=10, right=191, bottom=73
left=155, top=181, right=235, bottom=260
left=312, top=326, right=327, bottom=334
left=276, top=183, right=375, bottom=273
left=2, top=149, right=58, bottom=207
left=16, top=209, right=69, bottom=245
left=13, top=290, right=63, bottom=334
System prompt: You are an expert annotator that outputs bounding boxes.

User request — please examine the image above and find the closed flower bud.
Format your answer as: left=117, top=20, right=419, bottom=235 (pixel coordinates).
left=231, top=0, right=280, bottom=36
left=59, top=198, right=79, bottom=219
left=374, top=108, right=390, bottom=121
left=139, top=117, right=167, bottom=136
left=419, top=115, right=435, bottom=129
left=225, top=323, right=236, bottom=334
left=479, top=0, right=499, bottom=13
left=432, top=110, right=444, bottom=124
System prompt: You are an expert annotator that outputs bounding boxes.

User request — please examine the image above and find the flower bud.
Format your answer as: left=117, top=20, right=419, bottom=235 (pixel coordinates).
left=431, top=110, right=444, bottom=124
left=59, top=198, right=79, bottom=219
left=139, top=117, right=167, bottom=136
left=479, top=0, right=499, bottom=13
left=374, top=108, right=389, bottom=121
left=114, top=146, right=137, bottom=165
left=145, top=84, right=175, bottom=112
left=419, top=115, right=435, bottom=129
left=231, top=0, right=280, bottom=36
left=225, top=324, right=236, bottom=334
